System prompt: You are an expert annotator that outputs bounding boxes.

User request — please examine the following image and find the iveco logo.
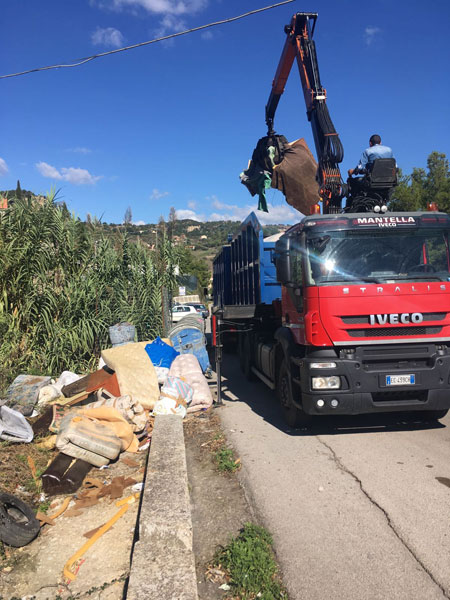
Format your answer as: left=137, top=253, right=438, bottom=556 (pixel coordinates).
left=369, top=313, right=424, bottom=325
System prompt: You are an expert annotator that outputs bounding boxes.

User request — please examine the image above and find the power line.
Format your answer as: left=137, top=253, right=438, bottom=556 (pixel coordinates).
left=0, top=0, right=296, bottom=80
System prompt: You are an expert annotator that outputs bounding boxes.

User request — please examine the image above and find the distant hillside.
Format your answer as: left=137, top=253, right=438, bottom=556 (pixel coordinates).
left=1, top=188, right=290, bottom=267
left=0, top=187, right=41, bottom=202
left=102, top=219, right=289, bottom=267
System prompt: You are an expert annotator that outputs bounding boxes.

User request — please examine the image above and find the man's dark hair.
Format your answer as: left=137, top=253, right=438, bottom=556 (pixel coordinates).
left=369, top=134, right=381, bottom=145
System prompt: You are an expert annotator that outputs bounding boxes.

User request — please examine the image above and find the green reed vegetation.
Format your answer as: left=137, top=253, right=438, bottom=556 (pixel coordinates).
left=0, top=193, right=179, bottom=391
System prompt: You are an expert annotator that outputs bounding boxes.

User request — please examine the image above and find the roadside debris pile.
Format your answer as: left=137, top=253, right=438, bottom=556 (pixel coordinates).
left=0, top=319, right=213, bottom=585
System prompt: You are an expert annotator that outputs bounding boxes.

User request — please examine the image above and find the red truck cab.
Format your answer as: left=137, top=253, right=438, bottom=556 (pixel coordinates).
left=275, top=211, right=450, bottom=422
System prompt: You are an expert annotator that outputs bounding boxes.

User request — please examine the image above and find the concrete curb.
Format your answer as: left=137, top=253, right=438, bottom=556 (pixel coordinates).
left=126, top=415, right=198, bottom=599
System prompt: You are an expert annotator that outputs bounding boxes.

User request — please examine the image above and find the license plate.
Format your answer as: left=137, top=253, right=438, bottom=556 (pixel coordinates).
left=386, top=374, right=415, bottom=386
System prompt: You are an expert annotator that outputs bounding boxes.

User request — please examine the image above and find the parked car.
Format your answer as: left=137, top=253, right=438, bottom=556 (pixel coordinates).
left=186, top=303, right=209, bottom=318
left=171, top=304, right=200, bottom=323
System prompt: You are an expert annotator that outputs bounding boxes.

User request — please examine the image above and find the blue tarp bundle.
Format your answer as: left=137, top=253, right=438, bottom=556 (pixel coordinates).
left=145, top=337, right=179, bottom=369
left=169, top=328, right=210, bottom=373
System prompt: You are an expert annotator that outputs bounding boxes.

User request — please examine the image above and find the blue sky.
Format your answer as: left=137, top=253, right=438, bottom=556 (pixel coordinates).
left=1, top=0, right=449, bottom=225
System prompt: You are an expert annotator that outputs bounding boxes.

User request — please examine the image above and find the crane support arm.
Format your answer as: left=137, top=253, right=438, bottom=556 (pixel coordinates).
left=265, top=13, right=345, bottom=211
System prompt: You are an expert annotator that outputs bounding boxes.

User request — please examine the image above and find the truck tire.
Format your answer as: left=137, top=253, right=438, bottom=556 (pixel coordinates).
left=240, top=335, right=256, bottom=381
left=0, top=492, right=40, bottom=547
left=421, top=409, right=448, bottom=421
left=277, top=359, right=311, bottom=428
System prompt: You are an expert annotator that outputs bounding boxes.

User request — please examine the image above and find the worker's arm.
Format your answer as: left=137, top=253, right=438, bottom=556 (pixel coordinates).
left=348, top=150, right=369, bottom=177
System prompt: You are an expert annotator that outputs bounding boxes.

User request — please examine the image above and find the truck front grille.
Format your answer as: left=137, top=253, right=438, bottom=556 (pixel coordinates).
left=347, top=326, right=442, bottom=338
left=341, top=312, right=447, bottom=325
left=372, top=390, right=428, bottom=403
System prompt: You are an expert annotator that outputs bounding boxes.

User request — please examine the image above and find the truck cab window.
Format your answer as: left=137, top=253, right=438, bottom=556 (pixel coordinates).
left=306, top=228, right=450, bottom=285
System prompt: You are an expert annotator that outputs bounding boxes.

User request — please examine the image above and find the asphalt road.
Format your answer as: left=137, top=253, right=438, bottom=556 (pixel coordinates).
left=216, top=353, right=450, bottom=600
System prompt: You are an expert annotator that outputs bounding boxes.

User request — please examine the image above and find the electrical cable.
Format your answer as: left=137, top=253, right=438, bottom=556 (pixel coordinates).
left=0, top=0, right=296, bottom=80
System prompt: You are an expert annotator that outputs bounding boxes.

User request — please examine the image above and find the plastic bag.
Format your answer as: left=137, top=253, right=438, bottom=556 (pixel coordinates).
left=154, top=366, right=170, bottom=385
left=38, top=371, right=81, bottom=407
left=160, top=376, right=193, bottom=405
left=152, top=397, right=187, bottom=418
left=145, top=337, right=179, bottom=369
left=5, top=375, right=51, bottom=416
left=0, top=406, right=34, bottom=443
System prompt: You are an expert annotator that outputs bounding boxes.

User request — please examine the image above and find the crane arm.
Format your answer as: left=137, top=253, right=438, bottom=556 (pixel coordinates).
left=265, top=13, right=345, bottom=211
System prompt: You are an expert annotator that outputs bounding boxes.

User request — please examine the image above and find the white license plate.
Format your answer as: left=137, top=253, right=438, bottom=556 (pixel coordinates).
left=386, top=374, right=415, bottom=386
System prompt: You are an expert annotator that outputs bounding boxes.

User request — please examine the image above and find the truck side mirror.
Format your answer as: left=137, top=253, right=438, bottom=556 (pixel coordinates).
left=275, top=235, right=292, bottom=285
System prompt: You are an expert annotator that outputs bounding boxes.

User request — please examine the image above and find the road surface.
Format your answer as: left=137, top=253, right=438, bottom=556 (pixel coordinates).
left=216, top=353, right=450, bottom=600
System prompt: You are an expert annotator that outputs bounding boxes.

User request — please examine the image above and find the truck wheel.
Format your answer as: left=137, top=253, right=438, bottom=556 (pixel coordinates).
left=0, top=492, right=40, bottom=547
left=421, top=409, right=448, bottom=421
left=277, top=360, right=311, bottom=428
left=240, top=335, right=256, bottom=381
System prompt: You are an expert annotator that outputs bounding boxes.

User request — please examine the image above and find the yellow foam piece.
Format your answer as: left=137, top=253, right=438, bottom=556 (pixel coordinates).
left=101, top=340, right=170, bottom=410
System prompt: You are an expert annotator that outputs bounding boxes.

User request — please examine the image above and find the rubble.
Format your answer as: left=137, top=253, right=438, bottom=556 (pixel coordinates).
left=0, top=319, right=213, bottom=595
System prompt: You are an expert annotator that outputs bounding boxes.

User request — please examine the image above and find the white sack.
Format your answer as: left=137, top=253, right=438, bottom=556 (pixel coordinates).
left=168, top=355, right=213, bottom=413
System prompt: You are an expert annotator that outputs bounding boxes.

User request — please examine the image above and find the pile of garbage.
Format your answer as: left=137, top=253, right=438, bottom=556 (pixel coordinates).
left=240, top=134, right=320, bottom=214
left=0, top=320, right=213, bottom=554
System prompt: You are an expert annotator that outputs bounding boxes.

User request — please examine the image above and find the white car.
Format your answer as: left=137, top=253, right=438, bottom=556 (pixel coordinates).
left=171, top=304, right=200, bottom=322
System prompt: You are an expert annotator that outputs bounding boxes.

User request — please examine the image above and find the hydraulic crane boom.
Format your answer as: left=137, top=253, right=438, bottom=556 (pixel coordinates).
left=265, top=13, right=345, bottom=212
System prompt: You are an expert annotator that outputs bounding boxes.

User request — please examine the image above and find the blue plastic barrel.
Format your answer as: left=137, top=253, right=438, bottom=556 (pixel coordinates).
left=109, top=322, right=135, bottom=347
left=169, top=326, right=210, bottom=373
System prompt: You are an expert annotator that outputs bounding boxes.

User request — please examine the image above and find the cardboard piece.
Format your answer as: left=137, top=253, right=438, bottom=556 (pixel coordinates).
left=62, top=368, right=121, bottom=398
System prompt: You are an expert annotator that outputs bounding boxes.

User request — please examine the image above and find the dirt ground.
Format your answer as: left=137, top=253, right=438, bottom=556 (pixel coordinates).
left=184, top=408, right=254, bottom=600
left=0, top=439, right=54, bottom=508
left=0, top=406, right=255, bottom=600
left=0, top=446, right=147, bottom=600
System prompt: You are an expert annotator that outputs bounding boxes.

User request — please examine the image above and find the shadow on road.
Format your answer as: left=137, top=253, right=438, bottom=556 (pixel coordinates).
left=214, top=353, right=445, bottom=437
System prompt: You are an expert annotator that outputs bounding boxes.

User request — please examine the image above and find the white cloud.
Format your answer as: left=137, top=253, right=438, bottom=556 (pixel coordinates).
left=67, top=146, right=92, bottom=154
left=200, top=30, right=213, bottom=41
left=187, top=200, right=196, bottom=209
left=36, top=162, right=102, bottom=185
left=91, top=27, right=125, bottom=48
left=0, top=158, right=9, bottom=176
left=133, top=220, right=146, bottom=225
left=176, top=198, right=302, bottom=225
left=364, top=26, right=381, bottom=46
left=175, top=209, right=205, bottom=221
left=208, top=202, right=301, bottom=225
left=210, top=195, right=227, bottom=211
left=150, top=188, right=169, bottom=200
left=92, top=0, right=209, bottom=42
left=154, top=13, right=187, bottom=39
left=36, top=162, right=61, bottom=179
left=95, top=0, right=208, bottom=16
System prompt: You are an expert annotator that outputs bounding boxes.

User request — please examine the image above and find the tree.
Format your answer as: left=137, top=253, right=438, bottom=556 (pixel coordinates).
left=390, top=151, right=450, bottom=213
left=177, top=247, right=210, bottom=294
left=157, top=215, right=166, bottom=248
left=123, top=206, right=132, bottom=225
left=15, top=180, right=22, bottom=200
left=168, top=206, right=177, bottom=240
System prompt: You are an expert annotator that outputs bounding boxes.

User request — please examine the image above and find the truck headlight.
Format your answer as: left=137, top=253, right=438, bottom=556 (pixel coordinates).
left=312, top=376, right=341, bottom=390
left=310, top=362, right=337, bottom=369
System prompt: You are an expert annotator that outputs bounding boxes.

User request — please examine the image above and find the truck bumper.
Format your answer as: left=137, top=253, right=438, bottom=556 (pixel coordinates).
left=298, top=344, right=450, bottom=415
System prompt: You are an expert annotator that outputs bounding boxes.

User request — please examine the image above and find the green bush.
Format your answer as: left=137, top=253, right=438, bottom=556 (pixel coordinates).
left=215, top=523, right=286, bottom=599
left=0, top=194, right=177, bottom=391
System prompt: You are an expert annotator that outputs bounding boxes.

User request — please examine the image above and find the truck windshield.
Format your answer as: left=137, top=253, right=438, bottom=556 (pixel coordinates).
left=305, top=228, right=450, bottom=285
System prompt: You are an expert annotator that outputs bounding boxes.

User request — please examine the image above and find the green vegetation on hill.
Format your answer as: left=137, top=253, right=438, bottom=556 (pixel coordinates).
left=390, top=151, right=450, bottom=213
left=1, top=182, right=37, bottom=202
left=110, top=218, right=286, bottom=270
